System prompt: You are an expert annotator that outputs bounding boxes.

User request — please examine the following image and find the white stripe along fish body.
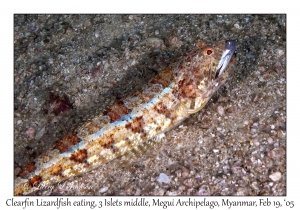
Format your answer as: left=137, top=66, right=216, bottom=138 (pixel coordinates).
left=14, top=40, right=236, bottom=195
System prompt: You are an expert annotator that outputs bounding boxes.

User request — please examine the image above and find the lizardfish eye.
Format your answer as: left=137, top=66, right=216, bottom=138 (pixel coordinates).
left=207, top=49, right=213, bottom=55
left=203, top=47, right=214, bottom=56
left=215, top=40, right=236, bottom=78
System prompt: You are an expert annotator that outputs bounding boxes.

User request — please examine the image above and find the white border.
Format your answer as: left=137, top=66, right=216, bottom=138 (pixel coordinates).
left=1, top=1, right=297, bottom=209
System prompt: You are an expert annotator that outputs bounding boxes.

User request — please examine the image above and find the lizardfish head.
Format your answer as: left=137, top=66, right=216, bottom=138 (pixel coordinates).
left=196, top=40, right=236, bottom=94
left=179, top=40, right=236, bottom=113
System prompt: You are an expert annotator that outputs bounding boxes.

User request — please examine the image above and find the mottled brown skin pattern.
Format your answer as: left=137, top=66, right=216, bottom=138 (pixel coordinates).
left=150, top=66, right=174, bottom=88
left=29, top=176, right=42, bottom=187
left=104, top=101, right=132, bottom=122
left=14, top=41, right=235, bottom=195
left=55, top=132, right=81, bottom=153
left=70, top=149, right=88, bottom=163
left=48, top=164, right=63, bottom=176
left=125, top=116, right=145, bottom=133
left=19, top=162, right=36, bottom=179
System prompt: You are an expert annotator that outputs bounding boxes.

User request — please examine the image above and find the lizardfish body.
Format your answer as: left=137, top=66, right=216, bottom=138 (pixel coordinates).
left=14, top=40, right=236, bottom=195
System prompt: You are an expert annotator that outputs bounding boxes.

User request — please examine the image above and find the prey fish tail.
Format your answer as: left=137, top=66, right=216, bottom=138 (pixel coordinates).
left=14, top=40, right=236, bottom=195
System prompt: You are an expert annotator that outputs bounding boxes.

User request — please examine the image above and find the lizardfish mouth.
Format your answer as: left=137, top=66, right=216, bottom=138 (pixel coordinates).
left=215, top=40, right=236, bottom=78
